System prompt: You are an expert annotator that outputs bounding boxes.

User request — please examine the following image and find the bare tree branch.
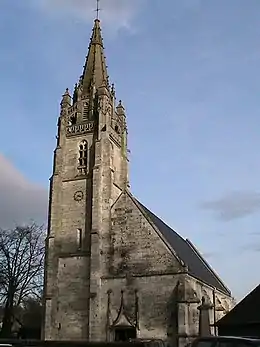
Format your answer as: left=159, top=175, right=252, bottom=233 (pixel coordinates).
left=0, top=223, right=46, bottom=337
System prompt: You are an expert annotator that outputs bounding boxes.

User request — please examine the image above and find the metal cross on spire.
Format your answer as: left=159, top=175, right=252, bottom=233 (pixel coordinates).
left=95, top=0, right=101, bottom=19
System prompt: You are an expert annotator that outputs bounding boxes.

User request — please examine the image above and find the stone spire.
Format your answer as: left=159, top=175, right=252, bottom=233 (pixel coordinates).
left=81, top=19, right=109, bottom=96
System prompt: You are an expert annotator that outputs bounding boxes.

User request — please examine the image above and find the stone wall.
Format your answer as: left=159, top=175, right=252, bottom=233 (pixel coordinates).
left=104, top=192, right=183, bottom=278
left=98, top=274, right=234, bottom=347
left=100, top=275, right=182, bottom=343
left=91, top=191, right=235, bottom=347
left=43, top=117, right=96, bottom=340
left=56, top=256, right=90, bottom=340
left=97, top=191, right=184, bottom=344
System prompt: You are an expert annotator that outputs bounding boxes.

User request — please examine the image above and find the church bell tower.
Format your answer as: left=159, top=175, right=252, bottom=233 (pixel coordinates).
left=42, top=19, right=129, bottom=340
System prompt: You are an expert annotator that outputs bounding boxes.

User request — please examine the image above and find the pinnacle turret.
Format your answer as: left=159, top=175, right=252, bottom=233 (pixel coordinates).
left=60, top=88, right=71, bottom=108
left=116, top=100, right=125, bottom=115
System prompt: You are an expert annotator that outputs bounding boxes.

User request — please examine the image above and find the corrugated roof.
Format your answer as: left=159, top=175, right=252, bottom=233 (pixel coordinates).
left=135, top=199, right=231, bottom=296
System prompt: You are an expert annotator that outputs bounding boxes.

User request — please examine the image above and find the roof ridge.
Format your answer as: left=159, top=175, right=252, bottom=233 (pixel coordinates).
left=186, top=239, right=231, bottom=295
left=132, top=197, right=231, bottom=296
left=134, top=198, right=185, bottom=239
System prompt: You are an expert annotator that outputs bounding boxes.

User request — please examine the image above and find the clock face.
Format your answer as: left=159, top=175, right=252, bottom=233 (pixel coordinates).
left=74, top=190, right=84, bottom=202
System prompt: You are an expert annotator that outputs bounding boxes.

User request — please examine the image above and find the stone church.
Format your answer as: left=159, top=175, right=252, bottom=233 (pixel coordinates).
left=42, top=19, right=235, bottom=346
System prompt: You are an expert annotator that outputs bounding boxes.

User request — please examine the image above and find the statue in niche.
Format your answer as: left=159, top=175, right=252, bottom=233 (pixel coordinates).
left=68, top=113, right=77, bottom=126
left=115, top=124, right=120, bottom=134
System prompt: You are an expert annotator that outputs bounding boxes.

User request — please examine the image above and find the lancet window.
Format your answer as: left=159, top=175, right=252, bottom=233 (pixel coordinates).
left=78, top=140, right=88, bottom=175
left=83, top=102, right=89, bottom=120
left=76, top=228, right=82, bottom=250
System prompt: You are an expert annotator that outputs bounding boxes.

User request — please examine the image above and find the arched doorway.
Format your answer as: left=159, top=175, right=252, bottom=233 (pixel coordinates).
left=114, top=325, right=137, bottom=341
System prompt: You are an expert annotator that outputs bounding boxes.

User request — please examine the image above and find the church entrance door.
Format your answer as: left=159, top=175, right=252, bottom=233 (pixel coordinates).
left=114, top=326, right=136, bottom=341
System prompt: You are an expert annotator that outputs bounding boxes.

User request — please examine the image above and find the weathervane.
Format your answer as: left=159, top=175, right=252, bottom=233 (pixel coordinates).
left=95, top=0, right=101, bottom=19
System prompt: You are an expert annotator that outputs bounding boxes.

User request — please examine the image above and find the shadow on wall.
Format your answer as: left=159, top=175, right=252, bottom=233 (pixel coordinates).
left=166, top=283, right=179, bottom=347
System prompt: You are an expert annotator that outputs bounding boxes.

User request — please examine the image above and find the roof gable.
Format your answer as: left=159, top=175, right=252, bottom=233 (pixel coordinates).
left=134, top=198, right=231, bottom=296
left=111, top=191, right=184, bottom=275
left=217, top=283, right=260, bottom=326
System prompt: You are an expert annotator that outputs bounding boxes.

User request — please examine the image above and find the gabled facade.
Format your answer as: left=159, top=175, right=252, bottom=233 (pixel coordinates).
left=42, top=19, right=234, bottom=347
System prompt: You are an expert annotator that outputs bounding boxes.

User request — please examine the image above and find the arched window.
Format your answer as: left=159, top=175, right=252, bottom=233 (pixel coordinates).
left=83, top=101, right=89, bottom=120
left=76, top=228, right=82, bottom=250
left=78, top=140, right=87, bottom=175
left=110, top=142, right=114, bottom=169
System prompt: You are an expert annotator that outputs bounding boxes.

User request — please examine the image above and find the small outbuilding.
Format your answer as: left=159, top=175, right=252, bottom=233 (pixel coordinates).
left=216, top=283, right=260, bottom=338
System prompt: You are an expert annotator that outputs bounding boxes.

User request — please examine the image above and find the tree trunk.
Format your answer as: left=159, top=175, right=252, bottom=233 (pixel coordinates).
left=1, top=289, right=15, bottom=338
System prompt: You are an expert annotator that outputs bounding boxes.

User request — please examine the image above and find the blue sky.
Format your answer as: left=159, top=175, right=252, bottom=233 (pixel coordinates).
left=1, top=0, right=260, bottom=301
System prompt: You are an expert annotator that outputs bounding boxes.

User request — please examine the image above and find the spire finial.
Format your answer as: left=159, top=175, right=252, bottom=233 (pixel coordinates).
left=95, top=0, right=101, bottom=20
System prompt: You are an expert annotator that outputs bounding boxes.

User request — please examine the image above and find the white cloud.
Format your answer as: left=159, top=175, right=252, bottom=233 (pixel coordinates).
left=32, top=0, right=143, bottom=30
left=0, top=154, right=48, bottom=229
left=201, top=191, right=260, bottom=221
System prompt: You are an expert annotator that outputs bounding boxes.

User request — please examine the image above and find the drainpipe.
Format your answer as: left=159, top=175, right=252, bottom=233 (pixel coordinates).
left=212, top=288, right=217, bottom=335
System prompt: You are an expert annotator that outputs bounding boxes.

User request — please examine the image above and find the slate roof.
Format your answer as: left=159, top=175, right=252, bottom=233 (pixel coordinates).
left=135, top=199, right=231, bottom=296
left=217, top=283, right=260, bottom=326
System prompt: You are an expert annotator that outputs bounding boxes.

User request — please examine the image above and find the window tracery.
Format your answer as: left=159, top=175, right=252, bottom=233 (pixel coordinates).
left=78, top=140, right=88, bottom=175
